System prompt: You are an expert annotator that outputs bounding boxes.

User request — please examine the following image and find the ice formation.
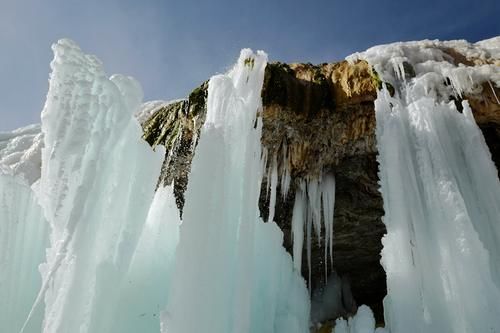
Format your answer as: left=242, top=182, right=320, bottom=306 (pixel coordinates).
left=352, top=38, right=500, bottom=332
left=0, top=124, right=43, bottom=184
left=163, top=49, right=309, bottom=333
left=291, top=174, right=336, bottom=282
left=1, top=41, right=310, bottom=333
left=1, top=36, right=500, bottom=333
left=0, top=174, right=48, bottom=333
left=331, top=305, right=387, bottom=333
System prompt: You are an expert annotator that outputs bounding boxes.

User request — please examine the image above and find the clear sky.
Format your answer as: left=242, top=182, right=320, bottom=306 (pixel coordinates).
left=1, top=0, right=499, bottom=131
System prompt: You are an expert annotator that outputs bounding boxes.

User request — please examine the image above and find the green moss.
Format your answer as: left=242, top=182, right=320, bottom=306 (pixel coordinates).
left=141, top=80, right=208, bottom=152
left=371, top=68, right=395, bottom=97
left=141, top=100, right=186, bottom=149
left=165, top=121, right=181, bottom=147
left=313, top=67, right=327, bottom=84
left=244, top=57, right=255, bottom=69
left=188, top=81, right=208, bottom=117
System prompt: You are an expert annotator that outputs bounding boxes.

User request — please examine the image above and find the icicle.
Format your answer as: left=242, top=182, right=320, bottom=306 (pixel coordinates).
left=267, top=154, right=278, bottom=223
left=260, top=147, right=269, bottom=184
left=290, top=173, right=336, bottom=285
left=291, top=181, right=306, bottom=272
left=321, top=174, right=336, bottom=274
left=306, top=200, right=313, bottom=293
left=365, top=40, right=500, bottom=333
left=488, top=80, right=500, bottom=104
left=307, top=177, right=322, bottom=242
left=280, top=143, right=291, bottom=199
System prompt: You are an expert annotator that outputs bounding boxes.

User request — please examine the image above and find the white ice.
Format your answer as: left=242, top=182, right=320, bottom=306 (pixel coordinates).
left=0, top=124, right=43, bottom=184
left=291, top=173, right=336, bottom=282
left=331, top=305, right=387, bottom=333
left=3, top=36, right=499, bottom=333
left=354, top=38, right=500, bottom=332
left=17, top=39, right=165, bottom=333
left=0, top=174, right=48, bottom=333
left=162, top=49, right=310, bottom=333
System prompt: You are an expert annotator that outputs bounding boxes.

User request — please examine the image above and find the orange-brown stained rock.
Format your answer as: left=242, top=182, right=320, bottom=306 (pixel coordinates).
left=467, top=83, right=500, bottom=125
left=326, top=60, right=377, bottom=106
left=261, top=61, right=378, bottom=177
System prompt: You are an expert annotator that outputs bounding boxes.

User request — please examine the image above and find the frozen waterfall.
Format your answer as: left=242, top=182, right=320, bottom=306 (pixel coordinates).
left=1, top=37, right=500, bottom=333
left=351, top=39, right=500, bottom=333
left=0, top=41, right=310, bottom=333
left=162, top=49, right=310, bottom=333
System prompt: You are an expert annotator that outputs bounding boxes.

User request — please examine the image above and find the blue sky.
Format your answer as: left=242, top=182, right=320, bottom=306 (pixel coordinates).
left=1, top=0, right=498, bottom=130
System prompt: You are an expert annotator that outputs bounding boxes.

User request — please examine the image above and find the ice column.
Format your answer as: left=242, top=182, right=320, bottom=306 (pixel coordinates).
left=163, top=49, right=310, bottom=333
left=0, top=175, right=48, bottom=333
left=375, top=78, right=500, bottom=332
left=22, top=39, right=164, bottom=333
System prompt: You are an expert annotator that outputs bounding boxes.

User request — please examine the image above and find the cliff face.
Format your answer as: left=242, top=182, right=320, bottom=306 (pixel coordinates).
left=141, top=50, right=500, bottom=324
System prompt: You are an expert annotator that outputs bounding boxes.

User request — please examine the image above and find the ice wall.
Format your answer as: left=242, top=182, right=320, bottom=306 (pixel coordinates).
left=0, top=124, right=42, bottom=184
left=17, top=39, right=166, bottom=333
left=352, top=39, right=500, bottom=332
left=162, top=49, right=310, bottom=333
left=110, top=185, right=180, bottom=333
left=0, top=174, right=48, bottom=333
left=1, top=40, right=311, bottom=333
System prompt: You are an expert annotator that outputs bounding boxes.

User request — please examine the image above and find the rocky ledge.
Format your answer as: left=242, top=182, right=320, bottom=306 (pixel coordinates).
left=140, top=47, right=500, bottom=324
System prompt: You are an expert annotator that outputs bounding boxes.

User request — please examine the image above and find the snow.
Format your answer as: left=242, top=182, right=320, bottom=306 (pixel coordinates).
left=0, top=124, right=43, bottom=184
left=347, top=38, right=500, bottom=98
left=135, top=99, right=186, bottom=125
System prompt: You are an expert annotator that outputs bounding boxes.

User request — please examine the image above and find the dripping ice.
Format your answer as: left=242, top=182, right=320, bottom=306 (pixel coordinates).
left=351, top=37, right=500, bottom=333
left=163, top=49, right=310, bottom=333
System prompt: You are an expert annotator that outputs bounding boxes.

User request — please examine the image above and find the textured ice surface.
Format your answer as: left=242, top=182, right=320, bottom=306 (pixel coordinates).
left=15, top=39, right=165, bottom=333
left=347, top=38, right=500, bottom=98
left=110, top=184, right=180, bottom=333
left=331, top=305, right=387, bottom=333
left=356, top=38, right=500, bottom=332
left=163, top=49, right=310, bottom=333
left=1, top=40, right=309, bottom=333
left=0, top=174, right=48, bottom=332
left=0, top=124, right=42, bottom=184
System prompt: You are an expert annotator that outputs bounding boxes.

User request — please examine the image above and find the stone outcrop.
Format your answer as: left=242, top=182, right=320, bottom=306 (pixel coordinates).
left=141, top=54, right=500, bottom=324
